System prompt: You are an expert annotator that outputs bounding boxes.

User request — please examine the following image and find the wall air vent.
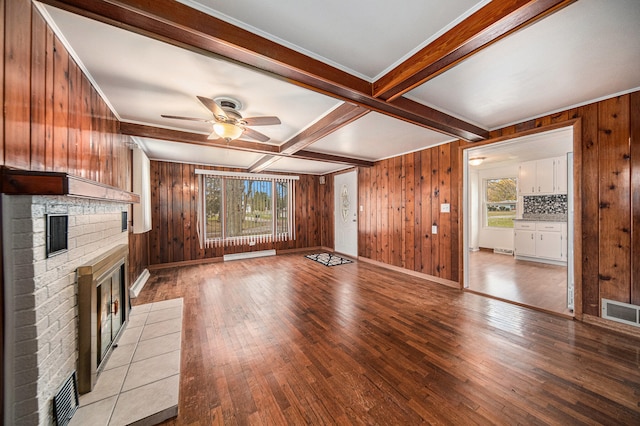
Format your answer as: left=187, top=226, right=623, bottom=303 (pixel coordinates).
left=493, top=247, right=514, bottom=255
left=602, top=299, right=640, bottom=328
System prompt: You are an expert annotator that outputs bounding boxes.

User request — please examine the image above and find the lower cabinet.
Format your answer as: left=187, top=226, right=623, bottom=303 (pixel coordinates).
left=514, top=221, right=567, bottom=263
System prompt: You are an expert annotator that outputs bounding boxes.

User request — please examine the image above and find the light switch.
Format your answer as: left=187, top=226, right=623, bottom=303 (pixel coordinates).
left=432, top=225, right=438, bottom=234
left=440, top=203, right=450, bottom=213
left=360, top=205, right=364, bottom=212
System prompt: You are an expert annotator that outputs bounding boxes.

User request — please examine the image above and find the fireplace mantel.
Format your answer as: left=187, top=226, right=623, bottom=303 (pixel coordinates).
left=0, top=167, right=140, bottom=204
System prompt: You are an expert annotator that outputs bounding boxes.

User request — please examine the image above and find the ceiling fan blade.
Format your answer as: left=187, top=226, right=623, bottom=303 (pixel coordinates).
left=242, top=127, right=271, bottom=142
left=161, top=114, right=210, bottom=122
left=197, top=96, right=227, bottom=119
left=243, top=116, right=281, bottom=126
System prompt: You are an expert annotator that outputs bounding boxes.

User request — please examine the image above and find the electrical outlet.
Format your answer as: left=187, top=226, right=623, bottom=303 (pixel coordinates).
left=432, top=225, right=438, bottom=234
left=440, top=203, right=450, bottom=213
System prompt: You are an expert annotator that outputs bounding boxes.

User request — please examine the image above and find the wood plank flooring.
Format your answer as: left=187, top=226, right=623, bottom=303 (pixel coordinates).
left=467, top=250, right=571, bottom=316
left=133, top=253, right=640, bottom=425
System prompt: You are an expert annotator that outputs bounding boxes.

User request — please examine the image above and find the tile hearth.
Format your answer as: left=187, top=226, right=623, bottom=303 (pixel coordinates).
left=70, top=298, right=183, bottom=426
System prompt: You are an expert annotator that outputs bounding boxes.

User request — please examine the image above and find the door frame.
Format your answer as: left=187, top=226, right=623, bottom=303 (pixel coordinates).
left=333, top=168, right=358, bottom=258
left=460, top=119, right=582, bottom=318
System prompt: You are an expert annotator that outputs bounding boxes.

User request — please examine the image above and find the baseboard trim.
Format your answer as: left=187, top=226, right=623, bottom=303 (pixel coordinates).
left=129, top=268, right=150, bottom=299
left=148, top=256, right=223, bottom=271
left=356, top=257, right=460, bottom=289
left=224, top=249, right=276, bottom=261
left=582, top=313, right=640, bottom=338
left=276, top=246, right=322, bottom=255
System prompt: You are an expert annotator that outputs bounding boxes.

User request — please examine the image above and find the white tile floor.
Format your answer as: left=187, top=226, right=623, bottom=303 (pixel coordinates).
left=70, top=298, right=183, bottom=426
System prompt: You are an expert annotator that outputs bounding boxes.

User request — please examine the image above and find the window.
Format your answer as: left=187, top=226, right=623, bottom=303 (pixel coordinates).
left=485, top=178, right=517, bottom=228
left=196, top=170, right=297, bottom=248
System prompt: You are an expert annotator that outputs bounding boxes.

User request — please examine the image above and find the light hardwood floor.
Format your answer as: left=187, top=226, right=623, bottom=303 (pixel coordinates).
left=467, top=250, right=570, bottom=316
left=133, top=253, right=640, bottom=425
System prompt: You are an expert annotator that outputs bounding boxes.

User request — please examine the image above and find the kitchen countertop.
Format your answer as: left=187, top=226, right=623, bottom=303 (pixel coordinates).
left=515, top=215, right=567, bottom=222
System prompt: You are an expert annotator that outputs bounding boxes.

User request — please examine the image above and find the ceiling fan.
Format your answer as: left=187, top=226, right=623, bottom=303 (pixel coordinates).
left=161, top=96, right=281, bottom=142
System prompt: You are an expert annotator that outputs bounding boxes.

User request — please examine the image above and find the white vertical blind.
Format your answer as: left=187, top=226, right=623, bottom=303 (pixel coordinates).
left=195, top=170, right=297, bottom=248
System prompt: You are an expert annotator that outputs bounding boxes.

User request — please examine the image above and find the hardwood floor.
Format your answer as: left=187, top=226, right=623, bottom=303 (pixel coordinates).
left=133, top=253, right=640, bottom=425
left=467, top=250, right=571, bottom=316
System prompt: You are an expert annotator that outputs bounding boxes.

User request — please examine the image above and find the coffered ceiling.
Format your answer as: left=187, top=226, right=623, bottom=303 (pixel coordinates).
left=38, top=0, right=640, bottom=174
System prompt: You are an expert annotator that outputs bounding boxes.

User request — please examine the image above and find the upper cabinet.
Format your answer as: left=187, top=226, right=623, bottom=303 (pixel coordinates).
left=518, top=156, right=568, bottom=196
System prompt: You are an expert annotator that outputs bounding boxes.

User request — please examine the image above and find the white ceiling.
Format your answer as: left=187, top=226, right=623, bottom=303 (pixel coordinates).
left=39, top=0, right=640, bottom=174
left=467, top=127, right=573, bottom=170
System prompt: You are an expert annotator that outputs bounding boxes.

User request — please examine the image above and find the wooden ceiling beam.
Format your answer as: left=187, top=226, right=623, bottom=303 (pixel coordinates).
left=250, top=102, right=370, bottom=173
left=38, top=0, right=489, bottom=142
left=280, top=103, right=369, bottom=155
left=119, top=122, right=280, bottom=154
left=292, top=151, right=373, bottom=167
left=120, top=122, right=373, bottom=167
left=373, top=0, right=576, bottom=101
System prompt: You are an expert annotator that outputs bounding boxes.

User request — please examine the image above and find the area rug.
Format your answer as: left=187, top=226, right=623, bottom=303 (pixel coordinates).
left=305, top=252, right=353, bottom=267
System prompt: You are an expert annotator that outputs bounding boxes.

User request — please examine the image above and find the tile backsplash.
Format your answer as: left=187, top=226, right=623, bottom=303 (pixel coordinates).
left=523, top=194, right=567, bottom=217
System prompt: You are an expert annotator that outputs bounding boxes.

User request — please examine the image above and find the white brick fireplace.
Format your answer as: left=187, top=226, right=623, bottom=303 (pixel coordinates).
left=3, top=194, right=129, bottom=425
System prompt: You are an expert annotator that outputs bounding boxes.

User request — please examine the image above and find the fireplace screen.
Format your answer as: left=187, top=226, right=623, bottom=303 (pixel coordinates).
left=98, top=264, right=125, bottom=363
left=77, top=244, right=130, bottom=393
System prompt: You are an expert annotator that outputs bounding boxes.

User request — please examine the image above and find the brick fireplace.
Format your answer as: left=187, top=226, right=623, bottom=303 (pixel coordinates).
left=2, top=194, right=130, bottom=425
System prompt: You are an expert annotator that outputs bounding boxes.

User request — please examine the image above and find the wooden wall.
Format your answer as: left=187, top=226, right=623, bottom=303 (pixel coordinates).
left=2, top=1, right=147, bottom=284
left=354, top=92, right=639, bottom=319
left=148, top=161, right=323, bottom=265
left=478, top=93, right=639, bottom=317
left=2, top=1, right=131, bottom=189
left=357, top=142, right=460, bottom=282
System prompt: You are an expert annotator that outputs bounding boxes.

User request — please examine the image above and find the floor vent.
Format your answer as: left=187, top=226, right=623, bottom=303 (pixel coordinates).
left=602, top=299, right=640, bottom=327
left=53, top=371, right=79, bottom=426
left=493, top=247, right=514, bottom=255
left=224, top=249, right=276, bottom=262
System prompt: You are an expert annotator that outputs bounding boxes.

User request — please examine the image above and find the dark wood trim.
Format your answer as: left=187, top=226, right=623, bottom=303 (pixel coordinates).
left=119, top=122, right=281, bottom=154
left=292, top=150, right=374, bottom=167
left=247, top=156, right=280, bottom=173
left=122, top=122, right=374, bottom=168
left=250, top=103, right=369, bottom=173
left=280, top=103, right=369, bottom=154
left=374, top=0, right=576, bottom=101
left=458, top=119, right=583, bottom=316
left=37, top=0, right=489, bottom=142
left=0, top=167, right=140, bottom=203
left=630, top=91, right=640, bottom=306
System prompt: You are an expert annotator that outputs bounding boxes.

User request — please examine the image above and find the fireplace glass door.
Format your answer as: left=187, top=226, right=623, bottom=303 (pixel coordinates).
left=98, top=264, right=125, bottom=364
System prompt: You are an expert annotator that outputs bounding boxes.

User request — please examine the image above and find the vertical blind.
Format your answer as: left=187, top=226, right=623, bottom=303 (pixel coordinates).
left=195, top=169, right=298, bottom=248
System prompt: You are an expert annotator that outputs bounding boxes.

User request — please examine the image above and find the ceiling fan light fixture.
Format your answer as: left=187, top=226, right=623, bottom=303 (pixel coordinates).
left=213, top=122, right=243, bottom=142
left=468, top=157, right=485, bottom=166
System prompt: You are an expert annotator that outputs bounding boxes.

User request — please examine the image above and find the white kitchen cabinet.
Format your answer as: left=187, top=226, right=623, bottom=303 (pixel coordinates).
left=514, top=229, right=536, bottom=256
left=535, top=158, right=555, bottom=194
left=518, top=161, right=536, bottom=195
left=514, top=221, right=567, bottom=264
left=518, top=156, right=568, bottom=195
left=554, top=155, right=568, bottom=194
left=536, top=231, right=564, bottom=260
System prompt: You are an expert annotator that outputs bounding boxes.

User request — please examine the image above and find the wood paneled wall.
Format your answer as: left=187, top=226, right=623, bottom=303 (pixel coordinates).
left=148, top=161, right=323, bottom=265
left=2, top=2, right=144, bottom=420
left=3, top=1, right=148, bottom=286
left=481, top=93, right=639, bottom=317
left=2, top=1, right=131, bottom=190
left=354, top=92, right=639, bottom=320
left=128, top=231, right=149, bottom=287
left=357, top=142, right=460, bottom=282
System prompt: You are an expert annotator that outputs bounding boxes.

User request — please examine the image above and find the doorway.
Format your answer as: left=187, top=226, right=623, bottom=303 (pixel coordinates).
left=463, top=127, right=574, bottom=316
left=334, top=170, right=358, bottom=257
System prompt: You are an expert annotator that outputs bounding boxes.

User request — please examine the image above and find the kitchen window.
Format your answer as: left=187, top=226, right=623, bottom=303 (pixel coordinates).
left=484, top=177, right=517, bottom=228
left=196, top=169, right=297, bottom=248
